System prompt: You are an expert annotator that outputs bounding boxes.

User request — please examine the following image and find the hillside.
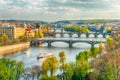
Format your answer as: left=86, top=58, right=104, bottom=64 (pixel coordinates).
left=90, top=33, right=120, bottom=80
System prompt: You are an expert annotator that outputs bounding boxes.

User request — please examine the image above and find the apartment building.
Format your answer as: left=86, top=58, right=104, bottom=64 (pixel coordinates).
left=0, top=26, right=25, bottom=39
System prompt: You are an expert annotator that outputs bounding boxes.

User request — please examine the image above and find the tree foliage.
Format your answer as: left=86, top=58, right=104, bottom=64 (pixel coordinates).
left=0, top=34, right=9, bottom=45
left=0, top=58, right=24, bottom=80
left=64, top=26, right=90, bottom=33
left=90, top=47, right=99, bottom=58
left=59, top=51, right=66, bottom=71
left=20, top=33, right=29, bottom=42
left=99, top=40, right=104, bottom=55
left=42, top=55, right=59, bottom=76
left=91, top=33, right=120, bottom=80
left=0, top=62, right=10, bottom=80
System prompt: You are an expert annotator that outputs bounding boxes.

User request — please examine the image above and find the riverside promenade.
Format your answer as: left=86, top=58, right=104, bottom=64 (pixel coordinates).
left=0, top=42, right=30, bottom=55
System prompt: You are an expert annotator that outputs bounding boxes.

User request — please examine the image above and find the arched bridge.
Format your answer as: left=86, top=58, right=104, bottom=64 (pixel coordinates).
left=44, top=32, right=111, bottom=38
left=30, top=38, right=106, bottom=48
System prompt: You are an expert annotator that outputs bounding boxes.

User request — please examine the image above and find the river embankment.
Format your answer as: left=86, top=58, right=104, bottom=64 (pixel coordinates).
left=0, top=42, right=30, bottom=55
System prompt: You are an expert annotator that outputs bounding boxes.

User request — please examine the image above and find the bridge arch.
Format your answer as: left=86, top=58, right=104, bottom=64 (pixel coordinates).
left=80, top=33, right=87, bottom=38
left=50, top=41, right=69, bottom=47
left=64, top=33, right=70, bottom=37
left=72, top=42, right=91, bottom=48
left=72, top=33, right=78, bottom=37
left=30, top=39, right=106, bottom=48
left=97, top=34, right=103, bottom=38
left=89, top=34, right=95, bottom=38
left=55, top=33, right=61, bottom=37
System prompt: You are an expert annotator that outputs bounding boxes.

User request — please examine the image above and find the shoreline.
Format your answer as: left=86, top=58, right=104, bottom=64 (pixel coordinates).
left=0, top=42, right=30, bottom=55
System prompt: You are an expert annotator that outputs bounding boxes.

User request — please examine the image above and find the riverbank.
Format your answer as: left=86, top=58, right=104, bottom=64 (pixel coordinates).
left=0, top=42, right=30, bottom=55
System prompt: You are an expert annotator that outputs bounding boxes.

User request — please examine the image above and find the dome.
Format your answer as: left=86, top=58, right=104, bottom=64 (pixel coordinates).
left=22, top=22, right=27, bottom=27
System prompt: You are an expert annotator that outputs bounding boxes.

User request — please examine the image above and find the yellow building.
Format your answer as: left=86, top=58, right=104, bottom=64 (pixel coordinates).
left=0, top=26, right=25, bottom=39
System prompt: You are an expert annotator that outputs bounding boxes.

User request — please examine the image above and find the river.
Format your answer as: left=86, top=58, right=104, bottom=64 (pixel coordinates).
left=5, top=30, right=108, bottom=68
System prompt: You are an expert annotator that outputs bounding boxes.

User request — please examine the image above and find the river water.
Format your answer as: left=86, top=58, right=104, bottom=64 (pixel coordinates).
left=5, top=30, right=108, bottom=68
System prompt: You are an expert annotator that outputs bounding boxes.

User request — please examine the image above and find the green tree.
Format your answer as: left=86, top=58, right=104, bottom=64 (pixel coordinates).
left=72, top=60, right=91, bottom=80
left=15, top=61, right=24, bottom=80
left=64, top=26, right=90, bottom=33
left=34, top=30, right=39, bottom=39
left=21, top=33, right=29, bottom=42
left=64, top=62, right=75, bottom=80
left=0, top=62, right=10, bottom=80
left=0, top=58, right=24, bottom=80
left=98, top=64, right=115, bottom=80
left=0, top=37, right=2, bottom=45
left=105, top=37, right=115, bottom=51
left=1, top=34, right=9, bottom=45
left=90, top=47, right=99, bottom=58
left=99, top=40, right=104, bottom=55
left=73, top=51, right=91, bottom=80
left=42, top=60, right=49, bottom=76
left=59, top=51, right=66, bottom=80
left=76, top=50, right=91, bottom=61
left=42, top=55, right=59, bottom=76
left=38, top=31, right=44, bottom=38
left=59, top=51, right=66, bottom=72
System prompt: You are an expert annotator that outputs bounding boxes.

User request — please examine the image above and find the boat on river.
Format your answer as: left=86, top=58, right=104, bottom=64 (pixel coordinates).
left=37, top=53, right=53, bottom=61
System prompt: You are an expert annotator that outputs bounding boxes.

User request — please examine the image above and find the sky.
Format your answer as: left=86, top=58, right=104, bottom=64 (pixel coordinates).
left=0, top=0, right=120, bottom=22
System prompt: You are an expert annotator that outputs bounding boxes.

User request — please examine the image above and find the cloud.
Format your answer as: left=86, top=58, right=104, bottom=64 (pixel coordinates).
left=0, top=0, right=120, bottom=21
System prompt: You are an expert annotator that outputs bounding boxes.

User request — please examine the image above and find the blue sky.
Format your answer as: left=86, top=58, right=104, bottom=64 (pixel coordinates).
left=0, top=0, right=120, bottom=22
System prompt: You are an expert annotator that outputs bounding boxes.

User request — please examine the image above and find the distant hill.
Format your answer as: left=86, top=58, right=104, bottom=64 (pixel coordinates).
left=52, top=20, right=82, bottom=25
left=0, top=19, right=48, bottom=24
left=0, top=19, right=119, bottom=25
left=51, top=19, right=116, bottom=25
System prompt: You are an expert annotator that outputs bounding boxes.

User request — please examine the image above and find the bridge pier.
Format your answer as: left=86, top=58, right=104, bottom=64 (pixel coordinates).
left=48, top=41, right=52, bottom=47
left=91, top=44, right=94, bottom=47
left=61, top=29, right=64, bottom=33
left=69, top=33, right=72, bottom=37
left=30, top=41, right=33, bottom=46
left=86, top=33, right=89, bottom=38
left=53, top=34, right=56, bottom=37
left=94, top=33, right=98, bottom=38
left=61, top=33, right=64, bottom=37
left=30, top=38, right=106, bottom=48
left=69, top=42, right=73, bottom=48
left=103, top=33, right=106, bottom=38
left=78, top=33, right=81, bottom=37
left=54, top=29, right=56, bottom=32
left=69, top=43, right=73, bottom=48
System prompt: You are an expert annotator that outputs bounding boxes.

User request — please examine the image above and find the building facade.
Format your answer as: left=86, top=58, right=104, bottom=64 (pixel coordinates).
left=0, top=26, right=25, bottom=39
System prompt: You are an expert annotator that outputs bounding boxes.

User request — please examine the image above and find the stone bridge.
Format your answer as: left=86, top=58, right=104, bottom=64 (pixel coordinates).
left=44, top=32, right=111, bottom=38
left=30, top=38, right=106, bottom=48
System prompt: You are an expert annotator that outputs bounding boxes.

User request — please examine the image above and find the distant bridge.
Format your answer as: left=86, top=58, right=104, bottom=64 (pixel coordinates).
left=30, top=38, right=106, bottom=48
left=44, top=32, right=111, bottom=38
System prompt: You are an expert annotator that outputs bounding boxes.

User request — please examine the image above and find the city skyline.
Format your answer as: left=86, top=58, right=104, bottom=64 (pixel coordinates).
left=0, top=0, right=120, bottom=22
